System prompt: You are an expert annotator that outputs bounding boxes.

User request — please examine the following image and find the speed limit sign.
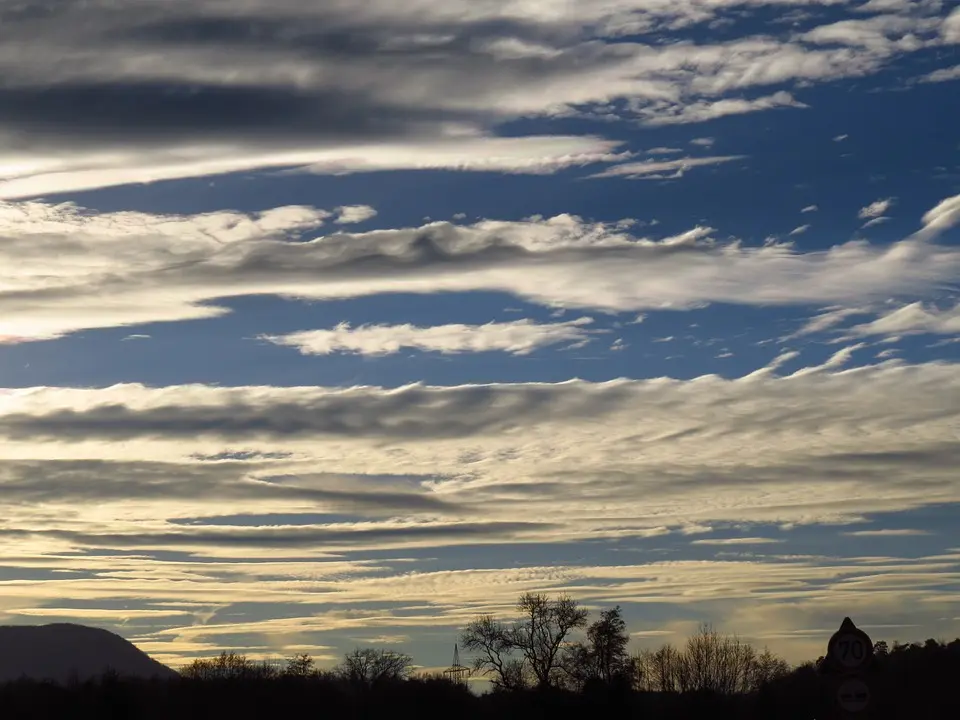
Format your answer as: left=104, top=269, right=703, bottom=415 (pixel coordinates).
left=821, top=617, right=874, bottom=716
left=827, top=617, right=873, bottom=671
left=830, top=632, right=870, bottom=669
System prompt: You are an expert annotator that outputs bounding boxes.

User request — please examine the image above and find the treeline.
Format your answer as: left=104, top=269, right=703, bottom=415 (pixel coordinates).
left=459, top=593, right=790, bottom=693
left=0, top=593, right=959, bottom=719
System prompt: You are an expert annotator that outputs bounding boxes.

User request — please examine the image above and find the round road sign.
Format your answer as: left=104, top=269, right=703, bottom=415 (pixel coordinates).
left=829, top=631, right=871, bottom=669
left=837, top=677, right=870, bottom=712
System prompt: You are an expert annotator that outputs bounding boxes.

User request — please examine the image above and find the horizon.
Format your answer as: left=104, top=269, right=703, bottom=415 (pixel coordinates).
left=0, top=0, right=958, bottom=677
left=1, top=612, right=950, bottom=683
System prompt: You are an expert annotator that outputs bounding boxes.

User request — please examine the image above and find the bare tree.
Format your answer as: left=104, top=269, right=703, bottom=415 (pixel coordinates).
left=181, top=652, right=259, bottom=681
left=460, top=615, right=526, bottom=690
left=461, top=592, right=588, bottom=690
left=749, top=647, right=790, bottom=690
left=634, top=644, right=683, bottom=692
left=512, top=593, right=588, bottom=689
left=682, top=623, right=744, bottom=694
left=337, top=648, right=412, bottom=686
left=558, top=640, right=593, bottom=691
left=634, top=624, right=791, bottom=695
left=284, top=653, right=314, bottom=678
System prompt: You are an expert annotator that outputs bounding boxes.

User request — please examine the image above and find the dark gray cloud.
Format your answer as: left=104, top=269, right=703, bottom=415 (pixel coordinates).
left=0, top=383, right=631, bottom=441
left=0, top=1, right=608, bottom=155
left=8, top=521, right=553, bottom=549
left=0, top=460, right=457, bottom=515
left=0, top=83, right=451, bottom=150
left=191, top=450, right=294, bottom=461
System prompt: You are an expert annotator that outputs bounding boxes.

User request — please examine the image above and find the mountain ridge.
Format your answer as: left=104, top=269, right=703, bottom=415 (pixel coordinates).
left=0, top=623, right=177, bottom=684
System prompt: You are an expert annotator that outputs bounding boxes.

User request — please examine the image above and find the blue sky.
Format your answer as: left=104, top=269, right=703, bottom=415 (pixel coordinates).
left=0, top=0, right=959, bottom=677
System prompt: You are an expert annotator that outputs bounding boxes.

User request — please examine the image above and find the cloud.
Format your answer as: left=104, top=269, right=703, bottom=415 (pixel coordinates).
left=589, top=155, right=745, bottom=179
left=787, top=307, right=871, bottom=339
left=911, top=192, right=960, bottom=241
left=834, top=134, right=849, bottom=142
left=690, top=137, right=716, bottom=147
left=944, top=6, right=960, bottom=43
left=919, top=64, right=960, bottom=83
left=861, top=216, right=891, bottom=229
left=842, top=529, right=932, bottom=537
left=639, top=91, right=807, bottom=126
left=334, top=205, right=378, bottom=224
left=0, top=136, right=630, bottom=199
left=789, top=224, right=811, bottom=236
left=690, top=537, right=785, bottom=545
left=0, top=1, right=955, bottom=194
left=39, top=521, right=553, bottom=551
left=844, top=302, right=960, bottom=338
left=801, top=12, right=944, bottom=51
left=0, top=460, right=456, bottom=517
left=0, top=359, right=958, bottom=562
left=801, top=205, right=819, bottom=213
left=2, top=355, right=959, bottom=664
left=859, top=197, right=895, bottom=219
left=3, top=193, right=960, bottom=343
left=260, top=317, right=598, bottom=356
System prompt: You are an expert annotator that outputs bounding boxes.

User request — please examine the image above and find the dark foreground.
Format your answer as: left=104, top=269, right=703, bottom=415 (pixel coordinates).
left=1, top=652, right=959, bottom=720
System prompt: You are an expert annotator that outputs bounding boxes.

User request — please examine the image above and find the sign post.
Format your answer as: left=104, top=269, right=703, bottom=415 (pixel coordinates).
left=820, top=617, right=874, bottom=718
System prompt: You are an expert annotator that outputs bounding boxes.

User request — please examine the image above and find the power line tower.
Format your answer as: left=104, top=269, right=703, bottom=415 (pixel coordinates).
left=443, top=643, right=471, bottom=686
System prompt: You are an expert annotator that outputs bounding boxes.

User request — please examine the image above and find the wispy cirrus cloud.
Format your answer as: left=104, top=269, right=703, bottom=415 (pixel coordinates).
left=844, top=302, right=960, bottom=339
left=842, top=529, right=932, bottom=537
left=786, top=306, right=872, bottom=339
left=589, top=155, right=746, bottom=179
left=0, top=136, right=631, bottom=199
left=637, top=91, right=807, bottom=126
left=919, top=64, right=960, bottom=83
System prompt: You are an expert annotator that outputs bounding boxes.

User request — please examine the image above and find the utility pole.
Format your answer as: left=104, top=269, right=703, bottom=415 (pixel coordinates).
left=443, top=643, right=470, bottom=686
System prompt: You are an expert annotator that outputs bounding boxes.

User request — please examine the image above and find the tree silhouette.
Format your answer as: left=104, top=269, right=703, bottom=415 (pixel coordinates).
left=3, top=625, right=960, bottom=719
left=632, top=625, right=788, bottom=696
left=513, top=593, right=588, bottom=689
left=587, top=606, right=631, bottom=684
left=461, top=592, right=587, bottom=691
left=460, top=614, right=524, bottom=690
left=181, top=652, right=261, bottom=681
left=283, top=653, right=314, bottom=678
left=560, top=605, right=631, bottom=689
left=336, top=648, right=412, bottom=687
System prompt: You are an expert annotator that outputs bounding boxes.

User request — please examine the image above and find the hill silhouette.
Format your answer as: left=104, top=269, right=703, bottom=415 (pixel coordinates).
left=0, top=623, right=176, bottom=684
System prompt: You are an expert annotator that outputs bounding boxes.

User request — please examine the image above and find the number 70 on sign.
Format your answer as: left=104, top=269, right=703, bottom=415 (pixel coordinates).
left=831, top=634, right=868, bottom=668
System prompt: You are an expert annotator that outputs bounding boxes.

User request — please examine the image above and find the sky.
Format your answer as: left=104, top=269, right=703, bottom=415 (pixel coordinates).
left=0, top=0, right=959, bottom=680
